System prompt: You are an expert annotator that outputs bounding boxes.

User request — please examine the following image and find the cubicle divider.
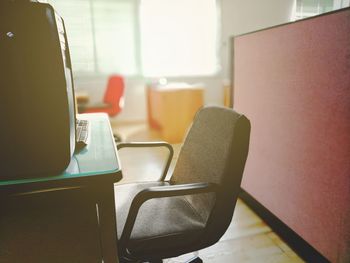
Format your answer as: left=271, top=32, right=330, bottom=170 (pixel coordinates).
left=232, top=8, right=350, bottom=263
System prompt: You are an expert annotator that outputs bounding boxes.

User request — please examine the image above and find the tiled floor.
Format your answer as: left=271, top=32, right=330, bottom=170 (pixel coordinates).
left=111, top=120, right=304, bottom=263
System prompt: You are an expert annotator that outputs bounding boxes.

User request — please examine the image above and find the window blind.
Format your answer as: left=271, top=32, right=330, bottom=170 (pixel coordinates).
left=295, top=0, right=349, bottom=20
left=48, top=0, right=138, bottom=75
left=47, top=0, right=219, bottom=77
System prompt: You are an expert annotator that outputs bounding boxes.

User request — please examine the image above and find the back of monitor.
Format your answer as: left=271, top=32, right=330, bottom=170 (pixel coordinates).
left=0, top=2, right=74, bottom=178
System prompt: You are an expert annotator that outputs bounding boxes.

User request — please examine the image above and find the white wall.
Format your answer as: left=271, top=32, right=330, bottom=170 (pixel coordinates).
left=75, top=75, right=149, bottom=121
left=75, top=0, right=295, bottom=121
left=220, top=0, right=296, bottom=79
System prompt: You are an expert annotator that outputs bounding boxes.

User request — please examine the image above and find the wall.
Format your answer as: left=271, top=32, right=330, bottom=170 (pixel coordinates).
left=74, top=0, right=295, bottom=121
left=220, top=0, right=295, bottom=79
left=75, top=75, right=149, bottom=121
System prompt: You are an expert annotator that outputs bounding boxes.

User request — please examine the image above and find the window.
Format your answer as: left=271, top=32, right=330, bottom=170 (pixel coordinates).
left=294, top=0, right=349, bottom=20
left=48, top=0, right=139, bottom=75
left=140, top=0, right=219, bottom=77
left=47, top=0, right=219, bottom=77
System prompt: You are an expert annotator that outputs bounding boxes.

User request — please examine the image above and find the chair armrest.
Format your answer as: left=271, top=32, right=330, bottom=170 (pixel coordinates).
left=136, top=182, right=217, bottom=199
left=119, top=182, right=218, bottom=249
left=117, top=142, right=174, bottom=181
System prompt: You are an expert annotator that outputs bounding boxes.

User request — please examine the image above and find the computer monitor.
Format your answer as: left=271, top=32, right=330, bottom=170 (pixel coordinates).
left=54, top=7, right=77, bottom=155
left=0, top=1, right=76, bottom=178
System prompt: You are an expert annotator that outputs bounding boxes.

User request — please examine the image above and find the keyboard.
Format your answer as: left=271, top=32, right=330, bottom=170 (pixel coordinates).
left=76, top=119, right=90, bottom=150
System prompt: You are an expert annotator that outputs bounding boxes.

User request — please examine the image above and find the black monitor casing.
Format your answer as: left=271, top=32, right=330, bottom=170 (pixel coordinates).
left=0, top=2, right=76, bottom=179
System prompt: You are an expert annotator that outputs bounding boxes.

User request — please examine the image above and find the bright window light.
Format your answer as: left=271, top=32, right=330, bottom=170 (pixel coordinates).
left=48, top=0, right=220, bottom=77
left=140, top=0, right=219, bottom=77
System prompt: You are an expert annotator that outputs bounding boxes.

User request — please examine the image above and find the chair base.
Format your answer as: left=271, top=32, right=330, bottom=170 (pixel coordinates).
left=114, top=133, right=122, bottom=142
left=119, top=256, right=202, bottom=263
left=148, top=257, right=202, bottom=263
left=187, top=257, right=203, bottom=263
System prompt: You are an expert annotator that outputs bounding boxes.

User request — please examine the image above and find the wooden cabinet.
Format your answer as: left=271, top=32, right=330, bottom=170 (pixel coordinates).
left=147, top=84, right=204, bottom=143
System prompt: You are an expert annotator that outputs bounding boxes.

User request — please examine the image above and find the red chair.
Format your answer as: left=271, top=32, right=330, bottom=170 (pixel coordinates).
left=79, top=75, right=125, bottom=141
left=81, top=75, right=125, bottom=117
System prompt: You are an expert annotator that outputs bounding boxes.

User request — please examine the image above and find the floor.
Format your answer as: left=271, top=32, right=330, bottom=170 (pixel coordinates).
left=111, top=120, right=304, bottom=263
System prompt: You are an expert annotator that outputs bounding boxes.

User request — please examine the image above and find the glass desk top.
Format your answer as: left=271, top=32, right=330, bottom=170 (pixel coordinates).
left=0, top=113, right=121, bottom=186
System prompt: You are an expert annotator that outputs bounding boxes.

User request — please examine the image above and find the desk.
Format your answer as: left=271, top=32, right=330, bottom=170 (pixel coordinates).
left=75, top=91, right=90, bottom=113
left=75, top=91, right=90, bottom=104
left=147, top=83, right=204, bottom=143
left=0, top=113, right=121, bottom=263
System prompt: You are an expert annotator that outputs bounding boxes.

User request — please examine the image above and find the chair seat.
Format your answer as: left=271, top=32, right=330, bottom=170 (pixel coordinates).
left=114, top=182, right=206, bottom=256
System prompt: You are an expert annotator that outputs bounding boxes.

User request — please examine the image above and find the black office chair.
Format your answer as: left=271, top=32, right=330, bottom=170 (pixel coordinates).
left=115, top=106, right=251, bottom=262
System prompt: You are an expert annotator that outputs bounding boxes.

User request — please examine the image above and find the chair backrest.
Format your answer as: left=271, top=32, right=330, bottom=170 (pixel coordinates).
left=103, top=75, right=125, bottom=116
left=170, top=106, right=250, bottom=245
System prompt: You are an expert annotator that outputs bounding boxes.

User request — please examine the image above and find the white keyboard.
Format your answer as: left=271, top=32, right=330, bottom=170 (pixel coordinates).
left=76, top=119, right=90, bottom=150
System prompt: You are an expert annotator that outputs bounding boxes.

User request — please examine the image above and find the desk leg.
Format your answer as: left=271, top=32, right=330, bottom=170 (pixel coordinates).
left=96, top=185, right=119, bottom=263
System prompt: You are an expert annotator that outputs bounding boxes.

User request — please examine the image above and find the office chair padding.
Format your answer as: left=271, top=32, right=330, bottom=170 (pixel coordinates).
left=171, top=107, right=244, bottom=221
left=115, top=182, right=206, bottom=253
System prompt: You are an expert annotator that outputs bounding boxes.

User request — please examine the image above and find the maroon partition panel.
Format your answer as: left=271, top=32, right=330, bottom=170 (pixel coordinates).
left=233, top=8, right=350, bottom=263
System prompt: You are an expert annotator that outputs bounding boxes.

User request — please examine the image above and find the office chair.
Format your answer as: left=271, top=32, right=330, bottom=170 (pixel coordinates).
left=80, top=75, right=125, bottom=116
left=115, top=106, right=251, bottom=262
left=79, top=74, right=125, bottom=141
